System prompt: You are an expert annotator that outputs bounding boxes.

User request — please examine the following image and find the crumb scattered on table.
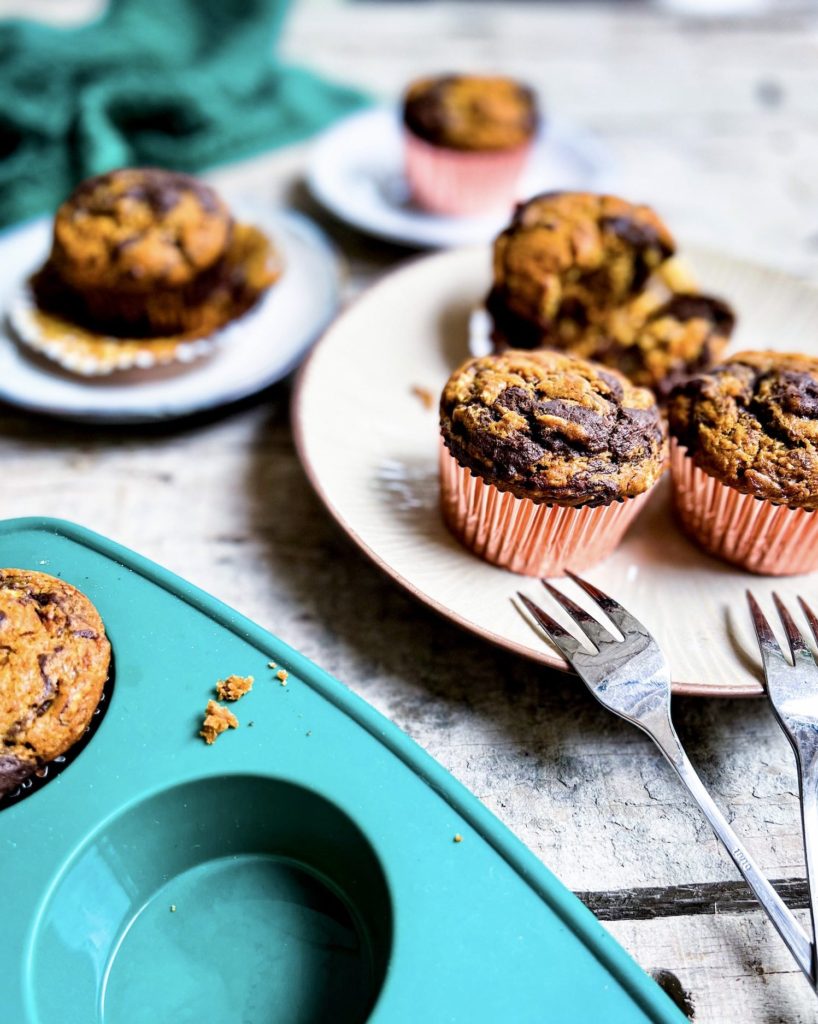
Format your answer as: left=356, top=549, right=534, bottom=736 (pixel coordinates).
left=453, top=833, right=463, bottom=844
left=170, top=904, right=177, bottom=912
left=277, top=669, right=288, bottom=684
left=267, top=660, right=277, bottom=669
left=411, top=384, right=435, bottom=410
left=216, top=674, right=254, bottom=701
left=200, top=699, right=238, bottom=744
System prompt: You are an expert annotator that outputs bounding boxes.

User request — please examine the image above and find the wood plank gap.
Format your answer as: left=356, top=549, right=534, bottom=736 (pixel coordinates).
left=574, top=878, right=810, bottom=921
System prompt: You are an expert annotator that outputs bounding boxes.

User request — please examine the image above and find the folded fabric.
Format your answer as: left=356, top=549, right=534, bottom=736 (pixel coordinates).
left=0, top=0, right=369, bottom=227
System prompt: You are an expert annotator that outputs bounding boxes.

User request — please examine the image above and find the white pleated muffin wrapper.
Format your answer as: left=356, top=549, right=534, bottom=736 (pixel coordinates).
left=8, top=283, right=226, bottom=377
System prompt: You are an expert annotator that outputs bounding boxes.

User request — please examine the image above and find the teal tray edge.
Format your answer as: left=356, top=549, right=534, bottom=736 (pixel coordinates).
left=3, top=516, right=685, bottom=1024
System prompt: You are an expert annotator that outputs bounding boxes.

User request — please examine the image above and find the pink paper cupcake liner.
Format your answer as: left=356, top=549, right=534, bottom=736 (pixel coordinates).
left=404, top=130, right=532, bottom=217
left=670, top=438, right=818, bottom=576
left=439, top=439, right=650, bottom=577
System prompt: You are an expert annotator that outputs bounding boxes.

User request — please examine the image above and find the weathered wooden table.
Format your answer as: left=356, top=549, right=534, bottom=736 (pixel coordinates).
left=5, top=2, right=818, bottom=1020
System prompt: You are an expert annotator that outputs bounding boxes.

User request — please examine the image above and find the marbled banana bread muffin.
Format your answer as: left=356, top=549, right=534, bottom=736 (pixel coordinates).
left=0, top=570, right=110, bottom=796
left=402, top=74, right=538, bottom=215
left=404, top=75, right=537, bottom=152
left=439, top=349, right=666, bottom=576
left=31, top=167, right=278, bottom=342
left=667, top=351, right=818, bottom=574
left=487, top=192, right=735, bottom=397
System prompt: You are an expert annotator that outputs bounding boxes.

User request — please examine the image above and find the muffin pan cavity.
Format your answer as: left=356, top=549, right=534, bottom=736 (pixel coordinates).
left=29, top=776, right=391, bottom=1024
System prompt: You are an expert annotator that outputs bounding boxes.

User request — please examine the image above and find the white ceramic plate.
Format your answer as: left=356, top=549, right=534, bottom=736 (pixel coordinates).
left=294, top=244, right=818, bottom=697
left=307, top=107, right=615, bottom=250
left=0, top=207, right=341, bottom=424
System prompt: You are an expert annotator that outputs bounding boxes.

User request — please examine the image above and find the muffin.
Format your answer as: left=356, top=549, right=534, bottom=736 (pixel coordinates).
left=22, top=167, right=280, bottom=374
left=487, top=191, right=735, bottom=397
left=402, top=74, right=538, bottom=216
left=0, top=569, right=110, bottom=796
left=439, top=349, right=666, bottom=576
left=667, top=351, right=818, bottom=575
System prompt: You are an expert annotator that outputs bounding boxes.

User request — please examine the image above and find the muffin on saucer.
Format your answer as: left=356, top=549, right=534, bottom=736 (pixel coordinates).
left=487, top=191, right=735, bottom=398
left=668, top=350, right=818, bottom=575
left=0, top=569, right=110, bottom=797
left=402, top=74, right=538, bottom=216
left=439, top=349, right=666, bottom=577
left=15, top=167, right=280, bottom=375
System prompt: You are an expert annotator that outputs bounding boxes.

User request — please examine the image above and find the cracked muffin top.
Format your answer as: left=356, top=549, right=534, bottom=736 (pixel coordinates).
left=488, top=284, right=735, bottom=399
left=440, top=349, right=666, bottom=506
left=667, top=350, right=818, bottom=509
left=0, top=569, right=110, bottom=796
left=403, top=74, right=538, bottom=151
left=492, top=191, right=676, bottom=324
left=49, top=168, right=232, bottom=294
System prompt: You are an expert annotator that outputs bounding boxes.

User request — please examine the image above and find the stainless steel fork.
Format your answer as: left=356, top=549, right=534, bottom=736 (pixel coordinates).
left=518, top=572, right=815, bottom=987
left=748, top=591, right=818, bottom=982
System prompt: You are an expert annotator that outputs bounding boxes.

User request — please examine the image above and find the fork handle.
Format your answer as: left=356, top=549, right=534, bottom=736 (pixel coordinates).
left=652, top=723, right=815, bottom=986
left=801, top=768, right=818, bottom=976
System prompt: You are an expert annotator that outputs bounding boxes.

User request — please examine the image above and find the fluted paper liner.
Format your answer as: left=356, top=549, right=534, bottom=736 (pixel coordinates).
left=670, top=438, right=818, bottom=576
left=439, top=439, right=650, bottom=578
left=404, top=130, right=531, bottom=217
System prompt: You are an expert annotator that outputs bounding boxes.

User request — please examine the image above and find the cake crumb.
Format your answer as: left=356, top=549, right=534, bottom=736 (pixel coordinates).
left=411, top=384, right=435, bottom=410
left=170, top=904, right=177, bottom=912
left=215, top=674, right=254, bottom=701
left=267, top=660, right=277, bottom=668
left=277, top=669, right=289, bottom=683
left=453, top=833, right=463, bottom=844
left=200, top=700, right=238, bottom=744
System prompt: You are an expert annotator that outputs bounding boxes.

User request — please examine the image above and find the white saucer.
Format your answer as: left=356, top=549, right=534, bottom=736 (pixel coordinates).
left=307, top=106, right=616, bottom=249
left=0, top=207, right=342, bottom=424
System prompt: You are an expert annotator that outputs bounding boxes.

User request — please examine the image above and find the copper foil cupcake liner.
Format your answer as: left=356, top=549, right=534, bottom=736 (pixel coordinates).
left=670, top=439, right=818, bottom=576
left=439, top=439, right=650, bottom=577
left=404, top=130, right=531, bottom=216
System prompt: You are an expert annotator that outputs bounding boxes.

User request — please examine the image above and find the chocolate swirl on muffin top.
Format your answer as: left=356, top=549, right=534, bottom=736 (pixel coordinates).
left=667, top=350, right=818, bottom=509
left=492, top=191, right=675, bottom=325
left=441, top=350, right=666, bottom=506
left=403, top=75, right=538, bottom=151
left=50, top=168, right=232, bottom=294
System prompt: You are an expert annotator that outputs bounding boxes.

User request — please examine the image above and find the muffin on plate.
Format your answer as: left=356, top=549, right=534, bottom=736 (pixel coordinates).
left=402, top=74, right=538, bottom=216
left=17, top=167, right=280, bottom=375
left=0, top=569, right=110, bottom=797
left=487, top=191, right=735, bottom=398
left=439, top=349, right=666, bottom=577
left=667, top=350, right=818, bottom=575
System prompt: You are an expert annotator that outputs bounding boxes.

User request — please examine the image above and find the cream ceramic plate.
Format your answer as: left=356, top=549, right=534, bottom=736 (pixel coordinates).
left=294, top=245, right=818, bottom=697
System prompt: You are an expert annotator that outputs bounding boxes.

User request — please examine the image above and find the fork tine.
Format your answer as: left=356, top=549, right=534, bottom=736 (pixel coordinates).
left=746, top=591, right=784, bottom=687
left=541, top=580, right=614, bottom=651
left=563, top=570, right=641, bottom=637
left=516, top=592, right=585, bottom=662
left=773, top=592, right=816, bottom=666
left=798, top=596, right=818, bottom=647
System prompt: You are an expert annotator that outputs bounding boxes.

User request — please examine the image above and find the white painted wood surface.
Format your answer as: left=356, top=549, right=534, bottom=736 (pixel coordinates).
left=4, top=1, right=818, bottom=1019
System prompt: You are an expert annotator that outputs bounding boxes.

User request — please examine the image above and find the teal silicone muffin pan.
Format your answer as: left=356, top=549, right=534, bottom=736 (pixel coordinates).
left=0, top=518, right=686, bottom=1023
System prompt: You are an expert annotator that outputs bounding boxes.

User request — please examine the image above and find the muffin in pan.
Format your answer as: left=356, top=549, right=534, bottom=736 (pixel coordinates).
left=17, top=168, right=280, bottom=375
left=667, top=350, right=818, bottom=575
left=402, top=74, right=538, bottom=216
left=486, top=191, right=735, bottom=397
left=439, top=349, right=666, bottom=577
left=0, top=569, right=111, bottom=797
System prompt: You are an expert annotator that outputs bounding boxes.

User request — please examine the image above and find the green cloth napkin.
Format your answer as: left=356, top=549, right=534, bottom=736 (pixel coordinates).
left=0, top=0, right=369, bottom=227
